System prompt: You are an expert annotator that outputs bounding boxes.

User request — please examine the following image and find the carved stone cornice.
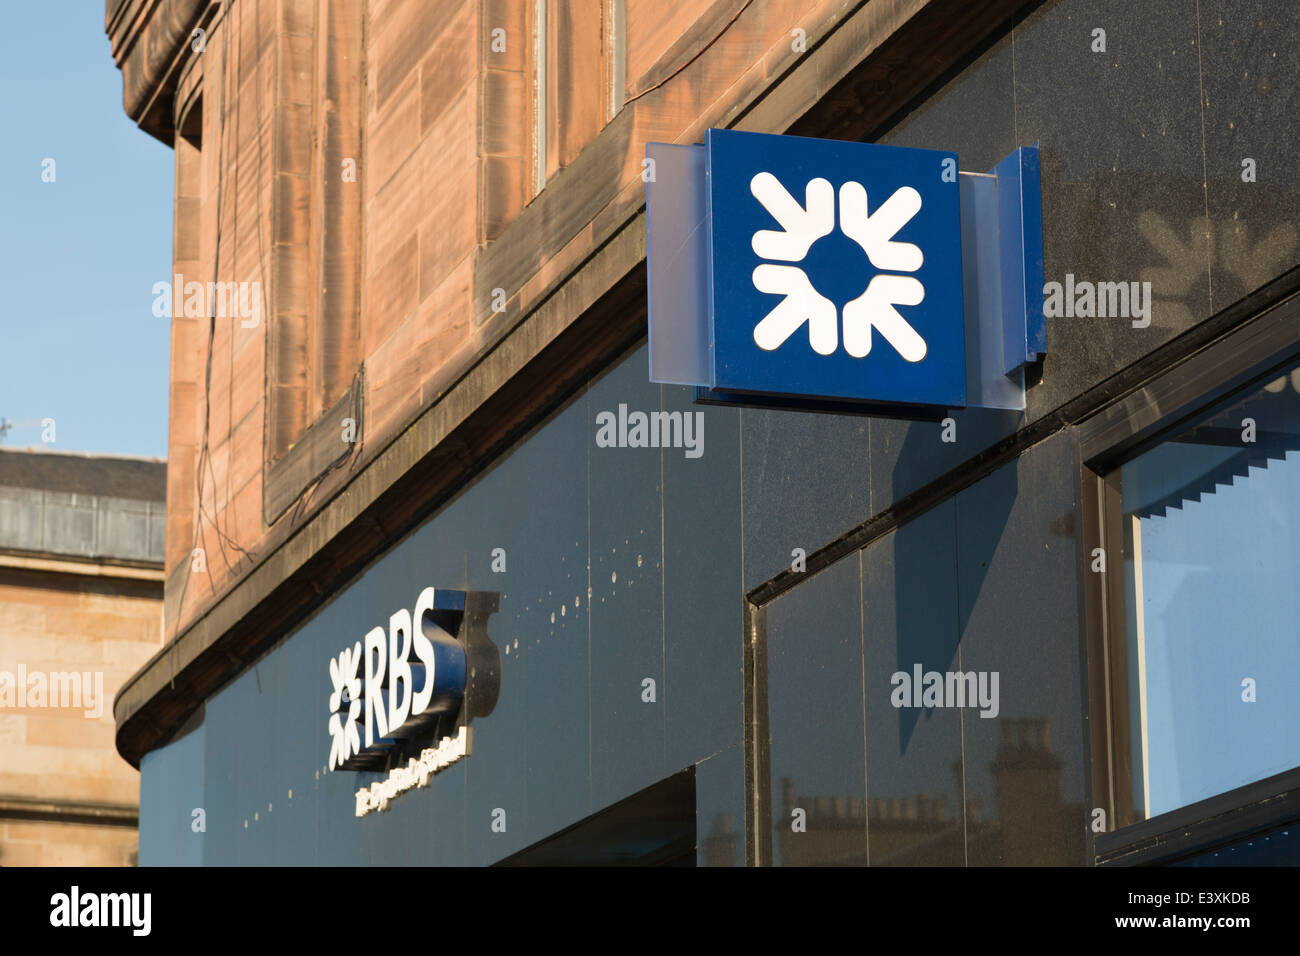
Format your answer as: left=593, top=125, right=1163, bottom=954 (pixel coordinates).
left=104, top=0, right=216, bottom=144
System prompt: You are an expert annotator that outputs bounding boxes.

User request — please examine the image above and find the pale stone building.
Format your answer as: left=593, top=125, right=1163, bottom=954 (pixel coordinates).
left=0, top=448, right=164, bottom=866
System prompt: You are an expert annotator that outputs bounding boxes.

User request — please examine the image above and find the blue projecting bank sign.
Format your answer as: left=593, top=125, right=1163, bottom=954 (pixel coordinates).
left=706, top=129, right=966, bottom=407
left=645, top=129, right=1045, bottom=415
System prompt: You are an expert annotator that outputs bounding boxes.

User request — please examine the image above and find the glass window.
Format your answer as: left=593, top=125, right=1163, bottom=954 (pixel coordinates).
left=1115, top=360, right=1300, bottom=821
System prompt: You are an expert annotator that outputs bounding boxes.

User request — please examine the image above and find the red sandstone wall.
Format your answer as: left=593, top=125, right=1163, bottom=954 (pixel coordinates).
left=163, top=0, right=833, bottom=640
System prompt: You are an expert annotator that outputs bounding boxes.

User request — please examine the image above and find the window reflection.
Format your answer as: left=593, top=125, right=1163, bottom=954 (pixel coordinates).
left=776, top=717, right=1085, bottom=865
left=1120, top=362, right=1300, bottom=820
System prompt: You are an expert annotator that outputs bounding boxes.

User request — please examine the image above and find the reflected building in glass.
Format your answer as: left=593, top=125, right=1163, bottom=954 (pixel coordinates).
left=776, top=718, right=1086, bottom=866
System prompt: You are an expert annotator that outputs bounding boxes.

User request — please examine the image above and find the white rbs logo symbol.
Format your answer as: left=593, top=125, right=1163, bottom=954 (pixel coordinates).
left=329, top=644, right=364, bottom=769
left=749, top=173, right=927, bottom=362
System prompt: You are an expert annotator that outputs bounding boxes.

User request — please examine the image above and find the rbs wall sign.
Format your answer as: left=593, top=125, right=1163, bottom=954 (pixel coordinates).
left=327, top=586, right=467, bottom=773
left=646, top=129, right=1046, bottom=415
left=326, top=586, right=503, bottom=817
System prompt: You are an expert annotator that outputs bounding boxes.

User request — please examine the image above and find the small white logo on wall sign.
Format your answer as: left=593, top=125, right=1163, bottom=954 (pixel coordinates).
left=749, top=173, right=927, bottom=360
left=328, top=643, right=363, bottom=770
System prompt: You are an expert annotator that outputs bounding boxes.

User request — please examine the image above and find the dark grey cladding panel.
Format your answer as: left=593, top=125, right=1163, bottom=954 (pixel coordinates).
left=1014, top=0, right=1211, bottom=418
left=765, top=555, right=868, bottom=866
left=875, top=23, right=1016, bottom=174
left=955, top=429, right=1086, bottom=865
left=861, top=501, right=966, bottom=867
left=741, top=408, right=868, bottom=592
left=1200, top=0, right=1300, bottom=303
left=696, top=744, right=745, bottom=867
left=588, top=348, right=666, bottom=812
left=138, top=715, right=206, bottom=866
left=858, top=431, right=1086, bottom=867
left=663, top=383, right=743, bottom=768
left=459, top=375, right=590, bottom=864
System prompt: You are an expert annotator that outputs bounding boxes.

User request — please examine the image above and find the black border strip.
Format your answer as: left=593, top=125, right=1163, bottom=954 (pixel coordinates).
left=1095, top=767, right=1300, bottom=866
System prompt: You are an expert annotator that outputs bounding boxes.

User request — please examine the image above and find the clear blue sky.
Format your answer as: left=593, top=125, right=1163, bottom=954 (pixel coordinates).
left=0, top=4, right=174, bottom=458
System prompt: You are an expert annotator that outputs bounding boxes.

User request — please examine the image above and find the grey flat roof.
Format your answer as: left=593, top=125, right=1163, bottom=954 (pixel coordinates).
left=0, top=448, right=165, bottom=501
